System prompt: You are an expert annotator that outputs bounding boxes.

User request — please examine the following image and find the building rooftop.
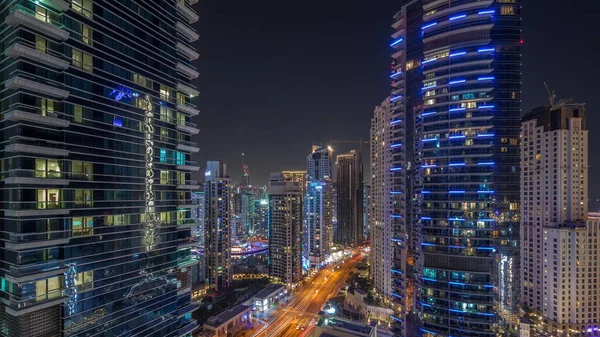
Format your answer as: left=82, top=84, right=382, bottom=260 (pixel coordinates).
left=353, top=288, right=367, bottom=295
left=205, top=305, right=250, bottom=328
left=254, top=284, right=285, bottom=300
left=318, top=318, right=373, bottom=336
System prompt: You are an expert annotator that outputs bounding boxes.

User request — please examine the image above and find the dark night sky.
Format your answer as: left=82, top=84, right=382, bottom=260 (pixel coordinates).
left=190, top=0, right=600, bottom=204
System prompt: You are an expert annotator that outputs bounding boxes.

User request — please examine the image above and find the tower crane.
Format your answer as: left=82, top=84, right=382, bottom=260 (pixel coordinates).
left=544, top=82, right=556, bottom=108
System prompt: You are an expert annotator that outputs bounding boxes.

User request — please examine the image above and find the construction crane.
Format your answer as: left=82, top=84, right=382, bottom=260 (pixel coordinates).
left=544, top=82, right=556, bottom=108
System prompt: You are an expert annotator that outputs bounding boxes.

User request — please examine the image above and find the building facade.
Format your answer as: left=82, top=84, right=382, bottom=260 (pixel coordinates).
left=205, top=161, right=232, bottom=293
left=303, top=146, right=333, bottom=268
left=268, top=173, right=303, bottom=286
left=335, top=151, right=364, bottom=247
left=521, top=102, right=595, bottom=336
left=191, top=191, right=206, bottom=285
left=0, top=0, right=201, bottom=336
left=281, top=170, right=307, bottom=195
left=417, top=0, right=522, bottom=336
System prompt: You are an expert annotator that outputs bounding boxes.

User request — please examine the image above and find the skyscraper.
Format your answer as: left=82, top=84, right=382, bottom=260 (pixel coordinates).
left=304, top=146, right=333, bottom=268
left=520, top=102, right=596, bottom=336
left=0, top=0, right=200, bottom=336
left=281, top=170, right=307, bottom=195
left=370, top=98, right=394, bottom=305
left=417, top=0, right=522, bottom=335
left=268, top=172, right=303, bottom=286
left=204, top=161, right=232, bottom=293
left=191, top=191, right=206, bottom=285
left=335, top=151, right=364, bottom=247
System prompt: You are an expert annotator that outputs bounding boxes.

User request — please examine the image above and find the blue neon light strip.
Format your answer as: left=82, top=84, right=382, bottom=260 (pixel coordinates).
left=478, top=218, right=494, bottom=222
left=391, top=95, right=402, bottom=102
left=449, top=309, right=495, bottom=316
left=449, top=79, right=466, bottom=85
left=390, top=191, right=403, bottom=195
left=390, top=167, right=402, bottom=171
left=449, top=14, right=466, bottom=21
left=477, top=134, right=495, bottom=137
left=422, top=164, right=437, bottom=168
left=478, top=76, right=494, bottom=81
left=449, top=218, right=465, bottom=221
left=422, top=138, right=438, bottom=142
left=449, top=163, right=465, bottom=166
left=421, top=277, right=436, bottom=282
left=390, top=119, right=402, bottom=125
left=421, top=328, right=437, bottom=335
left=421, top=111, right=437, bottom=117
left=390, top=315, right=403, bottom=323
left=391, top=238, right=403, bottom=242
left=390, top=72, right=402, bottom=78
left=477, top=247, right=496, bottom=250
left=478, top=162, right=495, bottom=165
left=422, top=58, right=437, bottom=65
left=449, top=191, right=465, bottom=194
left=479, top=10, right=496, bottom=14
left=421, top=191, right=431, bottom=194
left=421, top=216, right=431, bottom=220
left=449, top=107, right=466, bottom=112
left=478, top=105, right=495, bottom=109
left=422, top=22, right=437, bottom=30
left=484, top=284, right=494, bottom=288
left=391, top=269, right=403, bottom=274
left=422, top=85, right=437, bottom=90
left=448, top=135, right=466, bottom=139
left=449, top=51, right=466, bottom=57
left=478, top=48, right=495, bottom=52
left=391, top=215, right=402, bottom=218
left=390, top=38, right=404, bottom=47
left=421, top=303, right=432, bottom=307
left=449, top=281, right=466, bottom=286
left=391, top=292, right=403, bottom=298
left=421, top=243, right=435, bottom=246
left=390, top=143, right=402, bottom=148
left=477, top=190, right=495, bottom=193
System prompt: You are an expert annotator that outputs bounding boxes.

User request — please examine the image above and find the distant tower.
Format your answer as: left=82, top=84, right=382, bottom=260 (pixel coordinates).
left=242, top=153, right=250, bottom=187
left=268, top=172, right=303, bottom=285
left=304, top=146, right=333, bottom=268
left=335, top=151, right=364, bottom=247
left=205, top=161, right=232, bottom=292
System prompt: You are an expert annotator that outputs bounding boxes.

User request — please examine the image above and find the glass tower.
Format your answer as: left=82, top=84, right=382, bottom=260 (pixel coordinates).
left=417, top=1, right=521, bottom=336
left=0, top=0, right=201, bottom=336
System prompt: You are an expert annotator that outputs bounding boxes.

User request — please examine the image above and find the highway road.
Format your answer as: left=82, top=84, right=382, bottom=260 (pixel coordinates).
left=251, top=254, right=365, bottom=337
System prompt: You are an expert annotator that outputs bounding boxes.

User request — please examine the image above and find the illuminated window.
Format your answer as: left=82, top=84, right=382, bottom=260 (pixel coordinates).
left=501, top=138, right=508, bottom=143
left=73, top=105, right=83, bottom=123
left=177, top=112, right=186, bottom=126
left=501, top=147, right=508, bottom=153
left=37, top=189, right=60, bottom=209
left=406, top=60, right=414, bottom=70
left=461, top=102, right=477, bottom=108
left=40, top=98, right=54, bottom=116
left=424, top=99, right=435, bottom=106
left=35, top=276, right=61, bottom=301
left=75, top=190, right=93, bottom=206
left=160, top=85, right=171, bottom=101
left=160, top=170, right=169, bottom=184
left=35, top=159, right=61, bottom=178
left=510, top=138, right=518, bottom=145
left=81, top=25, right=92, bottom=45
left=177, top=92, right=187, bottom=105
left=160, top=127, right=168, bottom=142
left=72, top=217, right=93, bottom=236
left=106, top=214, right=129, bottom=226
left=75, top=270, right=94, bottom=286
left=72, top=48, right=93, bottom=73
left=160, top=149, right=167, bottom=163
left=161, top=212, right=173, bottom=222
left=176, top=152, right=186, bottom=165
left=160, top=106, right=172, bottom=123
left=35, top=5, right=49, bottom=23
left=501, top=5, right=514, bottom=15
left=425, top=90, right=436, bottom=97
left=424, top=81, right=436, bottom=88
left=177, top=210, right=186, bottom=225
left=177, top=172, right=186, bottom=185
left=72, top=0, right=93, bottom=19
left=35, top=36, right=47, bottom=53
left=133, top=73, right=152, bottom=88
left=72, top=161, right=93, bottom=179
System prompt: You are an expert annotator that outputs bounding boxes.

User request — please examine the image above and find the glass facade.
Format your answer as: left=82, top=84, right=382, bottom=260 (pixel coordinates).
left=417, top=0, right=521, bottom=336
left=0, top=0, right=200, bottom=336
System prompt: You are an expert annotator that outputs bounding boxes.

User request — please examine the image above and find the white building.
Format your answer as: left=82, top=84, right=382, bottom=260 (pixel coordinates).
left=521, top=102, right=597, bottom=335
left=369, top=98, right=393, bottom=301
left=205, top=161, right=232, bottom=292
left=268, top=173, right=303, bottom=285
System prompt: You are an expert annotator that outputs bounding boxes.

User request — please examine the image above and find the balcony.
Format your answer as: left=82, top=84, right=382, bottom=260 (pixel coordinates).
left=177, top=62, right=199, bottom=79
left=5, top=137, right=69, bottom=157
left=176, top=161, right=200, bottom=171
left=177, top=303, right=200, bottom=318
left=177, top=82, right=199, bottom=97
left=177, top=321, right=200, bottom=337
left=176, top=1, right=199, bottom=23
left=44, top=0, right=70, bottom=11
left=176, top=42, right=199, bottom=60
left=176, top=121, right=200, bottom=134
left=176, top=21, right=199, bottom=41
left=5, top=203, right=70, bottom=217
left=5, top=290, right=69, bottom=317
left=5, top=6, right=69, bottom=41
left=6, top=75, right=69, bottom=99
left=4, top=169, right=70, bottom=186
left=7, top=261, right=67, bottom=284
left=177, top=102, right=200, bottom=116
left=176, top=220, right=197, bottom=229
left=4, top=231, right=70, bottom=251
left=4, top=109, right=70, bottom=128
left=6, top=43, right=69, bottom=70
left=177, top=181, right=201, bottom=190
left=177, top=140, right=200, bottom=153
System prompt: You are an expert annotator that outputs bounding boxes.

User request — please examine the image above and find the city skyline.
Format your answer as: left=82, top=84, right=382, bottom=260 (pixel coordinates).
left=191, top=0, right=600, bottom=195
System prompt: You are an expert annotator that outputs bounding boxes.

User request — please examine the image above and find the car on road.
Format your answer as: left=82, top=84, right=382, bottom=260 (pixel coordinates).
left=296, top=325, right=301, bottom=330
